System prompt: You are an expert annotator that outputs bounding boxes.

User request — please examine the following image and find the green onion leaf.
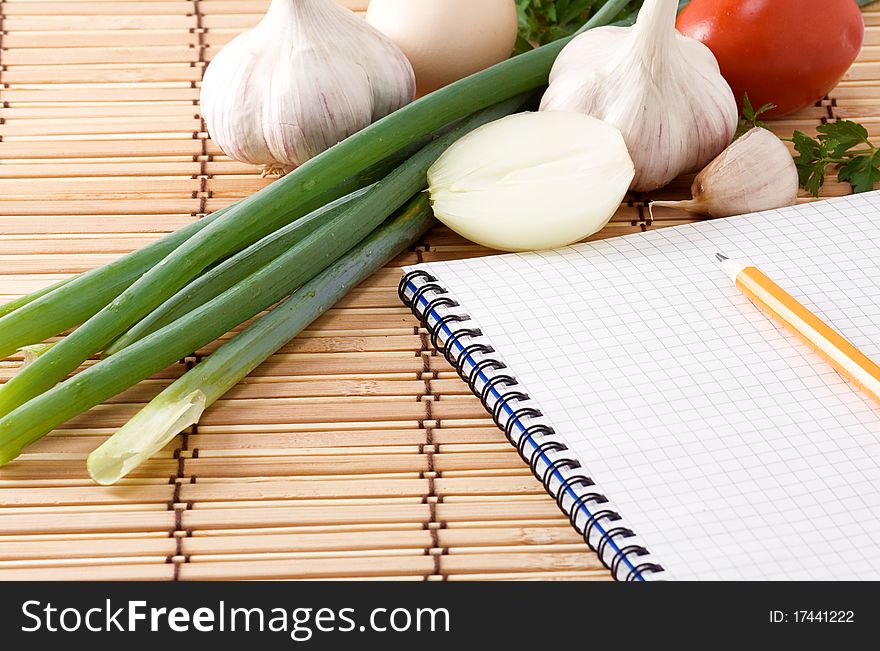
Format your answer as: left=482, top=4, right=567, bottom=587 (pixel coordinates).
left=0, top=97, right=526, bottom=463
left=104, top=186, right=373, bottom=356
left=0, top=1, right=629, bottom=422
left=88, top=194, right=434, bottom=485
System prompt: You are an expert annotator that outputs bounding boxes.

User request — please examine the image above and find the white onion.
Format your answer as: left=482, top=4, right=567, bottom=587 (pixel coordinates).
left=427, top=112, right=634, bottom=252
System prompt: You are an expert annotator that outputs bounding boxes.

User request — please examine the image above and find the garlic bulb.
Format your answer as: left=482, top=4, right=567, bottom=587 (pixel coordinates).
left=201, top=0, right=415, bottom=176
left=540, top=0, right=738, bottom=192
left=651, top=127, right=799, bottom=219
left=428, top=112, right=634, bottom=252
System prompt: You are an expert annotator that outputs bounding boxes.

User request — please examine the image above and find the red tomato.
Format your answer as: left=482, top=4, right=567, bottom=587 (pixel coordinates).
left=676, top=0, right=864, bottom=117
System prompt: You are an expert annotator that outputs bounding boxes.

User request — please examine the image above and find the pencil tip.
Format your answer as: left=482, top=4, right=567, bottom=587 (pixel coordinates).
left=715, top=252, right=728, bottom=262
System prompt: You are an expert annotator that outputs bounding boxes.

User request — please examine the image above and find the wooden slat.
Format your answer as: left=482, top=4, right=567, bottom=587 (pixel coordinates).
left=0, top=2, right=876, bottom=582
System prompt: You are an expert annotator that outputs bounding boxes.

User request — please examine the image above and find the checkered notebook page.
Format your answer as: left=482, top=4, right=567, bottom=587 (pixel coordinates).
left=412, top=191, right=880, bottom=580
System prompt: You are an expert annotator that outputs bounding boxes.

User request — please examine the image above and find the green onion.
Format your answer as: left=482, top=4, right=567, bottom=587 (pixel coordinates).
left=0, top=0, right=630, bottom=421
left=0, top=202, right=235, bottom=359
left=0, top=276, right=75, bottom=319
left=104, top=186, right=373, bottom=357
left=0, top=168, right=391, bottom=414
left=88, top=194, right=434, bottom=485
left=18, top=344, right=55, bottom=369
left=0, top=149, right=412, bottom=360
left=0, top=97, right=525, bottom=463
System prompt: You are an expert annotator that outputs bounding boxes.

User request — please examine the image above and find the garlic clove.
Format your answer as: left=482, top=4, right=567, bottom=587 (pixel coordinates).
left=200, top=0, right=415, bottom=174
left=427, top=111, right=635, bottom=252
left=540, top=0, right=738, bottom=192
left=651, top=127, right=799, bottom=219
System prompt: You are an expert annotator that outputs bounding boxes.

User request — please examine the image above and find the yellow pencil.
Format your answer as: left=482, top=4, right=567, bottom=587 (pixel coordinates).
left=717, top=253, right=880, bottom=405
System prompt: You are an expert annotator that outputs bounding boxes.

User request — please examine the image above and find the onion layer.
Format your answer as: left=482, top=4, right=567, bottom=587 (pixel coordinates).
left=428, top=111, right=635, bottom=252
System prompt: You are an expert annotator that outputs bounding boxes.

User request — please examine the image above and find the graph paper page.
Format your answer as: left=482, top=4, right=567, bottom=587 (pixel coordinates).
left=412, top=191, right=880, bottom=580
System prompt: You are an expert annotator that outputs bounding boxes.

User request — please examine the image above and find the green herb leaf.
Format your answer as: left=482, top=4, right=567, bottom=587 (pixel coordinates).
left=792, top=130, right=831, bottom=197
left=515, top=0, right=640, bottom=53
left=838, top=149, right=880, bottom=194
left=791, top=121, right=880, bottom=197
left=816, top=120, right=871, bottom=158
left=736, top=94, right=776, bottom=138
left=741, top=94, right=755, bottom=122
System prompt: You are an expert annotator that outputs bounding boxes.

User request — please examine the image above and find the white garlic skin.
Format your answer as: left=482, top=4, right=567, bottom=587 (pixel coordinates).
left=201, top=0, right=415, bottom=173
left=652, top=127, right=799, bottom=219
left=540, top=0, right=738, bottom=192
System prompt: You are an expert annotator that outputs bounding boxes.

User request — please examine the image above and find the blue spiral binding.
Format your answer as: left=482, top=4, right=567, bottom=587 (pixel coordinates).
left=400, top=271, right=664, bottom=582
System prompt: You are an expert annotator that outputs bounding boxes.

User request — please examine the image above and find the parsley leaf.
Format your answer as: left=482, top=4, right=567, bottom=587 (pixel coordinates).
left=839, top=149, right=880, bottom=194
left=736, top=94, right=776, bottom=139
left=791, top=120, right=880, bottom=197
left=516, top=0, right=590, bottom=52
left=791, top=131, right=830, bottom=197
left=515, top=0, right=640, bottom=53
left=817, top=120, right=870, bottom=158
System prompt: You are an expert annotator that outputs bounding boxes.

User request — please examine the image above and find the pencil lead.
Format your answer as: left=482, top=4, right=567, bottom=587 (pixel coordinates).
left=715, top=252, right=728, bottom=262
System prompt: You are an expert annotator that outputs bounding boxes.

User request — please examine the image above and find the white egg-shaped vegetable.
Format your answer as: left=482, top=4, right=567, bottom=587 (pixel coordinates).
left=366, top=0, right=518, bottom=96
left=428, top=112, right=634, bottom=252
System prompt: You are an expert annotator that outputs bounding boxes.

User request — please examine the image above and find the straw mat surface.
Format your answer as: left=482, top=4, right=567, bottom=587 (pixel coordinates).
left=0, top=1, right=877, bottom=580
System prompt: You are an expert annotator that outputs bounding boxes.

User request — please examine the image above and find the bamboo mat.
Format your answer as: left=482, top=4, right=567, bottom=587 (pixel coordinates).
left=0, top=1, right=876, bottom=582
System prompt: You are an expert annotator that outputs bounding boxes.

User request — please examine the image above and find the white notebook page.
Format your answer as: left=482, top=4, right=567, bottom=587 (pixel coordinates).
left=412, top=191, right=880, bottom=580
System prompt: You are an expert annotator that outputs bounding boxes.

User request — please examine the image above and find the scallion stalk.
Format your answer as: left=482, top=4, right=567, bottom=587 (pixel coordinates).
left=0, top=276, right=75, bottom=319
left=88, top=194, right=434, bottom=485
left=0, top=148, right=412, bottom=360
left=0, top=0, right=630, bottom=420
left=0, top=202, right=236, bottom=358
left=18, top=344, right=55, bottom=369
left=0, top=97, right=526, bottom=463
left=104, top=186, right=373, bottom=357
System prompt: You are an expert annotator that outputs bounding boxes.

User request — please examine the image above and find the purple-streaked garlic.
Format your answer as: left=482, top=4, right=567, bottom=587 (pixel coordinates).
left=200, top=0, right=415, bottom=177
left=540, top=0, right=738, bottom=192
left=650, top=127, right=799, bottom=218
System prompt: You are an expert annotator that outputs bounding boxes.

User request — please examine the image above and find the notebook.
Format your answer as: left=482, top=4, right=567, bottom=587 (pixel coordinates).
left=398, top=190, right=880, bottom=581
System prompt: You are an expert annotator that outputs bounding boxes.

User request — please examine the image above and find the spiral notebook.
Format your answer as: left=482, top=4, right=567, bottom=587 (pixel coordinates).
left=399, top=190, right=880, bottom=581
